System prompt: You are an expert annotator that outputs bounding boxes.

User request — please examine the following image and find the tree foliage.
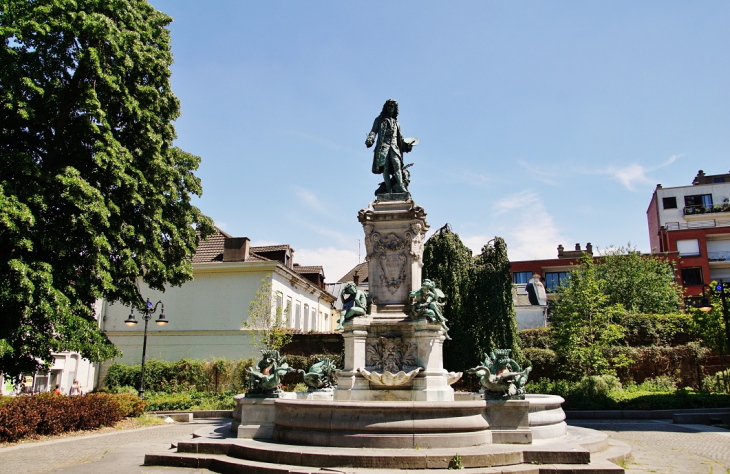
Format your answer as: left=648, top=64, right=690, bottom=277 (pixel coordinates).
left=549, top=255, right=628, bottom=379
left=422, top=225, right=522, bottom=371
left=422, top=224, right=473, bottom=370
left=597, top=246, right=682, bottom=314
left=243, top=276, right=293, bottom=351
left=689, top=282, right=729, bottom=358
left=0, top=0, right=214, bottom=376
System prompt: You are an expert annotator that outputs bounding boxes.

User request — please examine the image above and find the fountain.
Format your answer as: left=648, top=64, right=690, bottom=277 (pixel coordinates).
left=144, top=100, right=627, bottom=472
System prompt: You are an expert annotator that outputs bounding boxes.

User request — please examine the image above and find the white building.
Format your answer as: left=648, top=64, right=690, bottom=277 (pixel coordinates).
left=98, top=229, right=336, bottom=383
left=0, top=301, right=103, bottom=396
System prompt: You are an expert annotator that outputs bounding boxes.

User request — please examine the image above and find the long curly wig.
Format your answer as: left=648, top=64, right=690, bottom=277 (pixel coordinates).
left=379, top=99, right=399, bottom=119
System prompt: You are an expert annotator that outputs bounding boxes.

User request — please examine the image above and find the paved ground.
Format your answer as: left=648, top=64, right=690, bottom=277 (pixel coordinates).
left=572, top=419, right=730, bottom=473
left=0, top=419, right=227, bottom=474
left=1, top=418, right=728, bottom=473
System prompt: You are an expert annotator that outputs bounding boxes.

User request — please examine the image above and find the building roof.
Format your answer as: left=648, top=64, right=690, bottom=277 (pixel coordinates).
left=251, top=245, right=290, bottom=252
left=294, top=265, right=325, bottom=275
left=191, top=231, right=226, bottom=263
left=338, top=261, right=368, bottom=283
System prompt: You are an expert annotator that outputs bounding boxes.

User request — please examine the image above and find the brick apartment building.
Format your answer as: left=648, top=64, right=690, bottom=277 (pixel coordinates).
left=647, top=169, right=730, bottom=298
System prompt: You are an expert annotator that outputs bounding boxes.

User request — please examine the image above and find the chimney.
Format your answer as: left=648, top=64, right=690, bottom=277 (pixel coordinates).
left=223, top=237, right=250, bottom=262
left=557, top=244, right=564, bottom=258
left=353, top=271, right=360, bottom=286
left=586, top=242, right=593, bottom=255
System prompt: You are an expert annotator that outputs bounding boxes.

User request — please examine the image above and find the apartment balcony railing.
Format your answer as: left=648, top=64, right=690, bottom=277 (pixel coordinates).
left=708, top=251, right=730, bottom=262
left=683, top=204, right=730, bottom=216
left=665, top=219, right=730, bottom=231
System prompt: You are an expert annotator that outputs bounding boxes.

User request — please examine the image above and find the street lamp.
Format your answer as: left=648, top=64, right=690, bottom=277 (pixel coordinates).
left=697, top=282, right=730, bottom=355
left=124, top=298, right=169, bottom=398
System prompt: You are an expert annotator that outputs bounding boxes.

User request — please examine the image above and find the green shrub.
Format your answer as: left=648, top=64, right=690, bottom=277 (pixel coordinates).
left=112, top=393, right=146, bottom=417
left=519, top=327, right=554, bottom=350
left=618, top=313, right=695, bottom=346
left=702, top=369, right=730, bottom=394
left=523, top=347, right=557, bottom=380
left=105, top=358, right=257, bottom=394
left=143, top=390, right=236, bottom=411
left=574, top=375, right=622, bottom=398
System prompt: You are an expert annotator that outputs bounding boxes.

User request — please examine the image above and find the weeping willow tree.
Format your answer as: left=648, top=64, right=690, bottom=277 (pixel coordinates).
left=422, top=225, right=522, bottom=372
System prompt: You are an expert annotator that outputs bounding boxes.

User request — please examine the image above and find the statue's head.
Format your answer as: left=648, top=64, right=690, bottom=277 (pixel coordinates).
left=380, top=99, right=399, bottom=118
left=343, top=281, right=358, bottom=294
left=260, top=349, right=279, bottom=367
left=422, top=279, right=435, bottom=290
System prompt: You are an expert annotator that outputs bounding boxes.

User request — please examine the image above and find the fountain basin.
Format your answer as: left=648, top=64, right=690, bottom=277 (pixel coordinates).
left=234, top=393, right=566, bottom=448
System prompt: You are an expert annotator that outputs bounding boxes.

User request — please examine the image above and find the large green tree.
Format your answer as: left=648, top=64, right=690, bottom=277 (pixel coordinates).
left=422, top=224, right=473, bottom=370
left=597, top=246, right=682, bottom=314
left=549, top=255, right=626, bottom=379
left=0, top=0, right=214, bottom=376
left=422, top=226, right=522, bottom=371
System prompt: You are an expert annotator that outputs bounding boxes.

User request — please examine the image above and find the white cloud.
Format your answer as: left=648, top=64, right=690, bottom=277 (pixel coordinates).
left=585, top=154, right=683, bottom=192
left=295, top=246, right=361, bottom=283
left=518, top=160, right=560, bottom=186
left=605, top=163, right=653, bottom=191
left=493, top=190, right=541, bottom=216
left=295, top=188, right=332, bottom=217
left=463, top=191, right=565, bottom=261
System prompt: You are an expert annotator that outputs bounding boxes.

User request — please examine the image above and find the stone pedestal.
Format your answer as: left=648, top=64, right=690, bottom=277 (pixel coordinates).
left=335, top=199, right=459, bottom=402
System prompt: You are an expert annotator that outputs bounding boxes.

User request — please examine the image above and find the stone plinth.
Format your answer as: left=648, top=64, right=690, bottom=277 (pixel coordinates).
left=358, top=199, right=428, bottom=306
left=336, top=199, right=460, bottom=402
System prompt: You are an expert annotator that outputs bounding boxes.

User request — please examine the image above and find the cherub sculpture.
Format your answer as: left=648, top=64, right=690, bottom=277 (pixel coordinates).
left=298, top=357, right=338, bottom=391
left=467, top=349, right=532, bottom=399
left=409, top=279, right=450, bottom=339
left=335, top=281, right=367, bottom=331
left=246, top=349, right=296, bottom=395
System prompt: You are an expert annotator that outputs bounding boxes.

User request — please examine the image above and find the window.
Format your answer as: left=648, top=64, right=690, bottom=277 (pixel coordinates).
left=684, top=194, right=713, bottom=214
left=303, top=304, right=310, bottom=331
left=312, top=308, right=317, bottom=331
left=545, top=272, right=569, bottom=293
left=676, top=239, right=700, bottom=257
left=286, top=296, right=293, bottom=328
left=680, top=268, right=703, bottom=286
left=662, top=197, right=677, bottom=209
left=275, top=292, right=283, bottom=317
left=713, top=177, right=726, bottom=183
left=513, top=271, right=533, bottom=284
left=295, top=301, right=302, bottom=330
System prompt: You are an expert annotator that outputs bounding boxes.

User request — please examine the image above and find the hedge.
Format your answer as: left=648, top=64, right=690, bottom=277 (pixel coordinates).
left=0, top=393, right=127, bottom=442
left=104, top=358, right=255, bottom=393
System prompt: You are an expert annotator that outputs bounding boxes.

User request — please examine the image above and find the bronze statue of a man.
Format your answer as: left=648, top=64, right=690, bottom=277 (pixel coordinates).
left=365, top=99, right=417, bottom=196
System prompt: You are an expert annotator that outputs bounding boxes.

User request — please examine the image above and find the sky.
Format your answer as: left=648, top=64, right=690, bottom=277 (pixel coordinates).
left=148, top=1, right=730, bottom=282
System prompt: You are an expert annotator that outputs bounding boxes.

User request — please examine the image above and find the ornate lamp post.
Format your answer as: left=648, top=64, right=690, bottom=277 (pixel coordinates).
left=698, top=282, right=730, bottom=355
left=124, top=298, right=169, bottom=398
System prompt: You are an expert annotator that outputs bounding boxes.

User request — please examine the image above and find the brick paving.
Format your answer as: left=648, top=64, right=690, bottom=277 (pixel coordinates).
left=0, top=420, right=226, bottom=474
left=571, top=420, right=730, bottom=473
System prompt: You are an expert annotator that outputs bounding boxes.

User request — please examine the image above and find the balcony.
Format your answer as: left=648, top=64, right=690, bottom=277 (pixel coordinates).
left=709, top=251, right=730, bottom=263
left=684, top=203, right=730, bottom=217
left=665, top=219, right=730, bottom=231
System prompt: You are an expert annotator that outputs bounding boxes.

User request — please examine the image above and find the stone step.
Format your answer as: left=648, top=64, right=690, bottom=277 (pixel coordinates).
left=595, top=440, right=632, bottom=468
left=175, top=438, right=526, bottom=469
left=146, top=451, right=623, bottom=473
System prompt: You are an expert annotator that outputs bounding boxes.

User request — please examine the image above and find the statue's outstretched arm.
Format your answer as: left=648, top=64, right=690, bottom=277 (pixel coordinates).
left=366, top=117, right=380, bottom=147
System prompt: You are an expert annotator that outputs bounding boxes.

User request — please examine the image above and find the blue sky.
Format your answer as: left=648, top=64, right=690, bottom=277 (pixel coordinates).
left=149, top=1, right=730, bottom=281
